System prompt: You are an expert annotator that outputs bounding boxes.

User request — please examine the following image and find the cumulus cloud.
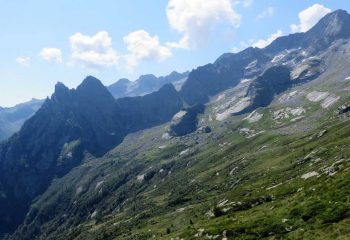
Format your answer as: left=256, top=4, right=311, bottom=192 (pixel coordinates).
left=69, top=31, right=118, bottom=69
left=166, top=0, right=241, bottom=48
left=252, top=30, right=283, bottom=48
left=16, top=56, right=30, bottom=67
left=39, top=48, right=62, bottom=63
left=166, top=35, right=189, bottom=49
left=290, top=4, right=331, bottom=33
left=123, top=30, right=172, bottom=70
left=256, top=7, right=274, bottom=20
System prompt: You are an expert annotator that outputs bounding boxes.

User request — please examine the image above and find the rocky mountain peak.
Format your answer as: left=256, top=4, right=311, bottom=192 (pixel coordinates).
left=0, top=75, right=184, bottom=234
left=75, top=76, right=116, bottom=110
left=54, top=81, right=68, bottom=93
left=77, top=76, right=110, bottom=96
left=52, top=82, right=71, bottom=103
left=309, top=9, right=350, bottom=39
left=137, top=74, right=159, bottom=89
left=169, top=70, right=180, bottom=75
left=138, top=74, right=157, bottom=80
left=265, top=9, right=350, bottom=55
left=116, top=78, right=131, bottom=85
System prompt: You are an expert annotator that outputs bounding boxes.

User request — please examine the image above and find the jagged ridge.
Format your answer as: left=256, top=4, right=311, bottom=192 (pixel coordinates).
left=0, top=77, right=182, bottom=234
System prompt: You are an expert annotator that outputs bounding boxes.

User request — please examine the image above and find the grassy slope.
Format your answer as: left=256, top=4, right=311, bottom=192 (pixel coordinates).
left=14, top=98, right=350, bottom=240
left=12, top=43, right=350, bottom=240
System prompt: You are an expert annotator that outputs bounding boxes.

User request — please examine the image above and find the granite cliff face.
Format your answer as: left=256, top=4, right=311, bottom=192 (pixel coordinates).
left=179, top=47, right=270, bottom=106
left=179, top=10, right=350, bottom=108
left=0, top=76, right=182, bottom=234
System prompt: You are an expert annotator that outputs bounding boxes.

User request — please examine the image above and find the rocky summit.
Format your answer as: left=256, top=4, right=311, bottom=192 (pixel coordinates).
left=0, top=77, right=182, bottom=234
left=1, top=8, right=350, bottom=240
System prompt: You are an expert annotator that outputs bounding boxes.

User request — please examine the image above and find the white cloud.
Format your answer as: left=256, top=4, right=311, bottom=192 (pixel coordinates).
left=123, top=30, right=172, bottom=70
left=69, top=31, right=118, bottom=69
left=290, top=4, right=331, bottom=33
left=256, top=7, right=274, bottom=20
left=232, top=39, right=255, bottom=53
left=166, top=35, right=189, bottom=49
left=39, top=48, right=62, bottom=63
left=16, top=56, right=30, bottom=67
left=252, top=30, right=283, bottom=49
left=290, top=24, right=300, bottom=34
left=166, top=0, right=241, bottom=48
left=243, top=0, right=254, bottom=8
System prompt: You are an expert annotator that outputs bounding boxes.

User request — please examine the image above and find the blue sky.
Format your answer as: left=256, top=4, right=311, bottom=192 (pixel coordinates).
left=0, top=0, right=349, bottom=107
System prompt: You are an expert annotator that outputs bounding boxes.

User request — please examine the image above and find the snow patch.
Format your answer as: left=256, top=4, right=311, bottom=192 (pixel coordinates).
left=215, top=93, right=226, bottom=102
left=306, top=91, right=340, bottom=108
left=291, top=65, right=308, bottom=80
left=240, top=79, right=252, bottom=84
left=290, top=108, right=305, bottom=116
left=321, top=95, right=340, bottom=108
left=172, top=110, right=187, bottom=121
left=216, top=97, right=251, bottom=121
left=245, top=60, right=257, bottom=70
left=290, top=116, right=305, bottom=122
left=173, top=78, right=187, bottom=91
left=306, top=91, right=329, bottom=102
left=279, top=90, right=298, bottom=103
left=273, top=107, right=306, bottom=120
left=162, top=133, right=171, bottom=140
left=243, top=110, right=263, bottom=123
left=272, top=53, right=286, bottom=63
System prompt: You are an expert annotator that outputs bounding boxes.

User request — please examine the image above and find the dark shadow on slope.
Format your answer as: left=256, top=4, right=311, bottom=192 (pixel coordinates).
left=0, top=77, right=183, bottom=235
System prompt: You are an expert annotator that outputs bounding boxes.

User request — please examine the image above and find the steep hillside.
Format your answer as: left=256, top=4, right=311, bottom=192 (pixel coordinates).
left=179, top=47, right=270, bottom=106
left=2, top=9, right=350, bottom=240
left=12, top=83, right=350, bottom=239
left=0, top=77, right=182, bottom=235
left=179, top=10, right=350, bottom=108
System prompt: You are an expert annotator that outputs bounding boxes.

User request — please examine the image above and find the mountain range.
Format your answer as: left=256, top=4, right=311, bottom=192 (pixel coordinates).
left=1, top=9, right=350, bottom=239
left=0, top=77, right=182, bottom=234
left=0, top=71, right=188, bottom=142
left=0, top=99, right=43, bottom=141
left=107, top=71, right=189, bottom=99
